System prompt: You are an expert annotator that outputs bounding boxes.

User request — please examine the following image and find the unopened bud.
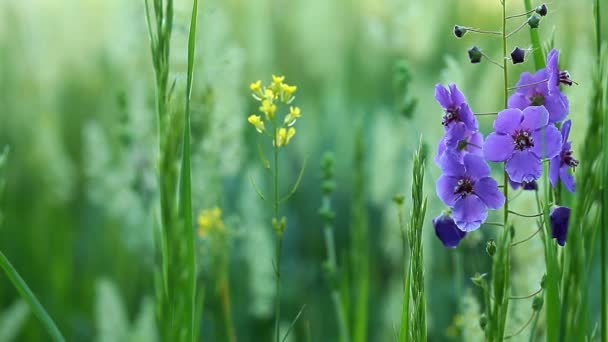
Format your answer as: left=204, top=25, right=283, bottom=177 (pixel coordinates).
left=471, top=272, right=487, bottom=287
left=532, top=295, right=544, bottom=311
left=486, top=239, right=497, bottom=257
left=479, top=314, right=488, bottom=330
left=511, top=47, right=526, bottom=64
left=528, top=15, right=541, bottom=29
left=392, top=194, right=405, bottom=205
left=454, top=25, right=467, bottom=38
left=540, top=274, right=547, bottom=289
left=468, top=46, right=483, bottom=64
left=536, top=4, right=548, bottom=16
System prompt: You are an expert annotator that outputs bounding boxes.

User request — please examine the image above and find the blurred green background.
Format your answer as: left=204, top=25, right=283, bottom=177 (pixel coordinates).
left=0, top=0, right=605, bottom=341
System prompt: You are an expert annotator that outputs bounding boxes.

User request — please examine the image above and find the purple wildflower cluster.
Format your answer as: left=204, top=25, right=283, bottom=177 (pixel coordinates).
left=433, top=49, right=578, bottom=248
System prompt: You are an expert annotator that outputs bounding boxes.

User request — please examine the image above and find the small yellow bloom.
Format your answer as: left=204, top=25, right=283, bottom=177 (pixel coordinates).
left=272, top=75, right=285, bottom=85
left=248, top=114, right=265, bottom=133
left=281, top=83, right=297, bottom=96
left=250, top=80, right=262, bottom=92
left=263, top=88, right=275, bottom=101
left=284, top=106, right=302, bottom=126
left=259, top=100, right=277, bottom=120
left=197, top=206, right=225, bottom=238
left=276, top=127, right=296, bottom=147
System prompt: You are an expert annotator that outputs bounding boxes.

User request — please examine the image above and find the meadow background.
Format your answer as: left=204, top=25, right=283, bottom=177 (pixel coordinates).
left=0, top=0, right=605, bottom=341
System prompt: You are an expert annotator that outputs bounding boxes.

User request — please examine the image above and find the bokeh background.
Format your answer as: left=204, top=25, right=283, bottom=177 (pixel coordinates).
left=0, top=0, right=605, bottom=341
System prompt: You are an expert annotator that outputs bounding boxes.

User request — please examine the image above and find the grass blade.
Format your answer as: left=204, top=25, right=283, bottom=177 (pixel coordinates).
left=0, top=251, right=65, bottom=342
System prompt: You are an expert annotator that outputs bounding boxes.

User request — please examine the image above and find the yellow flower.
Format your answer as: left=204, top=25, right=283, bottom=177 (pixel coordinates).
left=259, top=99, right=277, bottom=120
left=250, top=80, right=262, bottom=92
left=276, top=127, right=296, bottom=147
left=197, top=207, right=225, bottom=238
left=248, top=114, right=265, bottom=133
left=272, top=75, right=285, bottom=85
left=263, top=88, right=275, bottom=101
left=281, top=83, right=297, bottom=96
left=284, top=106, right=301, bottom=126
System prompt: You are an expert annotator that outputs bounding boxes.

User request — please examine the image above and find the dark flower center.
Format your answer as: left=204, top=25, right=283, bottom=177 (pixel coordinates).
left=513, top=129, right=534, bottom=151
left=561, top=149, right=579, bottom=168
left=453, top=177, right=475, bottom=198
left=559, top=70, right=573, bottom=86
left=442, top=108, right=460, bottom=127
left=530, top=93, right=545, bottom=106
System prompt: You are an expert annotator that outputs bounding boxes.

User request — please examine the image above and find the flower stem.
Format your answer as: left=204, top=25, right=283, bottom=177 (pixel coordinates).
left=505, top=8, right=535, bottom=19
left=273, top=121, right=283, bottom=342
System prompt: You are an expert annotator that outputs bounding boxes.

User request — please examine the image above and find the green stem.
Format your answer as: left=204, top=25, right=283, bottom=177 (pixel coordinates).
left=273, top=121, right=282, bottom=342
left=324, top=226, right=350, bottom=342
left=523, top=0, right=546, bottom=69
left=0, top=251, right=65, bottom=342
left=598, top=0, right=607, bottom=339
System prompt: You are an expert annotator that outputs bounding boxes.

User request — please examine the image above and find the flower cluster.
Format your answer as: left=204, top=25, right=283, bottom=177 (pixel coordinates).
left=248, top=75, right=301, bottom=148
left=433, top=49, right=578, bottom=248
left=197, top=206, right=225, bottom=238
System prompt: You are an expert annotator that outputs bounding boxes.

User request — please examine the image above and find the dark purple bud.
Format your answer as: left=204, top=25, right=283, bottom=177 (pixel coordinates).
left=433, top=214, right=467, bottom=248
left=536, top=4, right=548, bottom=16
left=511, top=47, right=526, bottom=64
left=528, top=14, right=541, bottom=28
left=522, top=181, right=538, bottom=191
left=550, top=206, right=571, bottom=246
left=454, top=25, right=467, bottom=38
left=468, top=46, right=483, bottom=64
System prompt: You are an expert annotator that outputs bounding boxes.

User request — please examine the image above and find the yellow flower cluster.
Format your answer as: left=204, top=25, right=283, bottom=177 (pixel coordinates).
left=247, top=75, right=301, bottom=148
left=197, top=207, right=225, bottom=238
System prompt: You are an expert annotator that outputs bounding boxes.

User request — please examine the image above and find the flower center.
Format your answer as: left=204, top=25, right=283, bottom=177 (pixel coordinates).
left=442, top=108, right=460, bottom=127
left=561, top=149, right=579, bottom=168
left=513, top=129, right=534, bottom=151
left=453, top=177, right=475, bottom=197
left=530, top=93, right=545, bottom=106
left=559, top=70, right=573, bottom=86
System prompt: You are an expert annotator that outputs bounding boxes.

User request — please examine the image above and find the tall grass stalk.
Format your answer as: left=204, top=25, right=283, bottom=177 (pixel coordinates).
left=350, top=121, right=369, bottom=342
left=144, top=0, right=198, bottom=339
left=523, top=0, right=546, bottom=69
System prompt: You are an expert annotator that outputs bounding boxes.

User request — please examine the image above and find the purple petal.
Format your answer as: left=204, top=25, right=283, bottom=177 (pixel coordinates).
left=436, top=175, right=460, bottom=206
left=509, top=179, right=522, bottom=190
left=507, top=92, right=531, bottom=110
left=544, top=92, right=569, bottom=123
left=560, top=166, right=576, bottom=193
left=453, top=195, right=488, bottom=232
left=506, top=150, right=542, bottom=183
left=435, top=137, right=447, bottom=165
left=475, top=177, right=505, bottom=209
left=483, top=133, right=514, bottom=162
left=494, top=108, right=523, bottom=134
left=550, top=206, right=570, bottom=246
left=546, top=49, right=560, bottom=93
left=521, top=106, right=549, bottom=130
left=531, top=125, right=562, bottom=159
left=561, top=120, right=572, bottom=143
left=435, top=84, right=452, bottom=109
left=549, top=156, right=560, bottom=188
left=460, top=103, right=479, bottom=131
left=449, top=83, right=466, bottom=106
left=433, top=214, right=467, bottom=248
left=464, top=153, right=491, bottom=179
left=445, top=122, right=467, bottom=148
left=439, top=154, right=465, bottom=176
left=467, top=131, right=484, bottom=156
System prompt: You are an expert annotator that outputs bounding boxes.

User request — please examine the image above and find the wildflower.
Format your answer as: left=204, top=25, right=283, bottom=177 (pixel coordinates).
left=197, top=207, right=225, bottom=238
left=276, top=127, right=296, bottom=147
left=272, top=74, right=285, bottom=85
left=280, top=83, right=297, bottom=103
left=509, top=180, right=538, bottom=191
left=508, top=73, right=569, bottom=124
left=550, top=120, right=578, bottom=192
left=547, top=49, right=574, bottom=93
left=248, top=114, right=265, bottom=133
left=435, top=83, right=478, bottom=133
left=510, top=47, right=526, bottom=64
left=433, top=213, right=467, bottom=248
left=435, top=123, right=484, bottom=164
left=259, top=99, right=277, bottom=120
left=550, top=206, right=571, bottom=246
left=536, top=4, right=548, bottom=16
left=250, top=80, right=262, bottom=93
left=284, top=106, right=301, bottom=126
left=436, top=154, right=505, bottom=231
left=483, top=106, right=562, bottom=183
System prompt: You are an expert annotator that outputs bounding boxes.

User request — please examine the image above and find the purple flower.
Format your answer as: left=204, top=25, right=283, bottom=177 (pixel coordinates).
left=509, top=179, right=538, bottom=191
left=435, top=83, right=478, bottom=133
left=433, top=213, right=467, bottom=248
left=508, top=68, right=569, bottom=123
left=435, top=124, right=484, bottom=164
left=436, top=154, right=505, bottom=231
left=550, top=206, right=571, bottom=246
left=483, top=106, right=562, bottom=183
left=547, top=49, right=574, bottom=93
left=550, top=120, right=578, bottom=193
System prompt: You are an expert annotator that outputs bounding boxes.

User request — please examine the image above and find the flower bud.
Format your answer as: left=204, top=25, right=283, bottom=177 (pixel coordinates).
left=468, top=46, right=483, bottom=64
left=532, top=295, right=544, bottom=311
left=486, top=239, right=497, bottom=257
left=540, top=274, right=547, bottom=289
left=471, top=272, right=487, bottom=287
left=454, top=25, right=467, bottom=38
left=479, top=314, right=488, bottom=330
left=528, top=15, right=541, bottom=28
left=536, top=4, right=548, bottom=16
left=392, top=194, right=405, bottom=205
left=511, top=47, right=526, bottom=64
